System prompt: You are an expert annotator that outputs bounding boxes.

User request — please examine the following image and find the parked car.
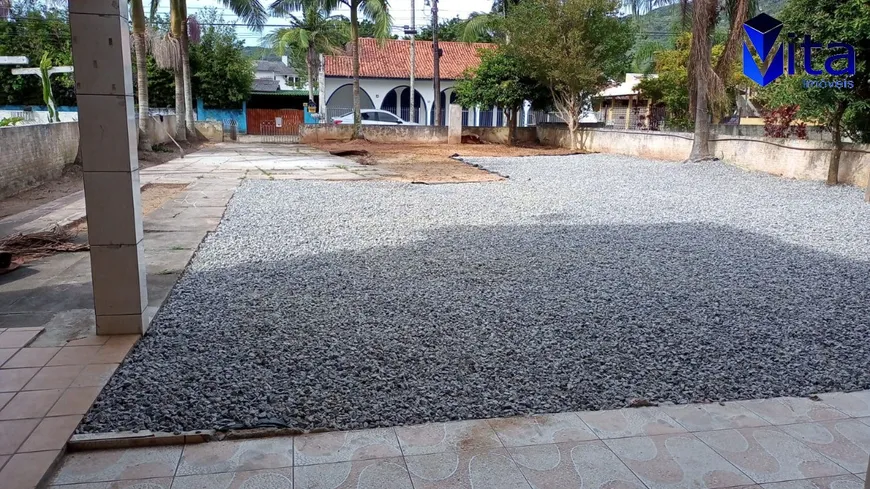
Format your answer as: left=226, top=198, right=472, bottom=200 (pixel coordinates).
left=332, top=109, right=417, bottom=125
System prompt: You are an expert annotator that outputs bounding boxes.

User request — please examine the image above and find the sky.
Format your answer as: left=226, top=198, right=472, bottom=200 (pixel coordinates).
left=154, top=0, right=496, bottom=46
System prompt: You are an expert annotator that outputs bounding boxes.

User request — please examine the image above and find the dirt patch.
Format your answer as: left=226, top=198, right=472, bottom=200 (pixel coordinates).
left=0, top=140, right=205, bottom=220
left=312, top=140, right=578, bottom=183
left=73, top=183, right=188, bottom=233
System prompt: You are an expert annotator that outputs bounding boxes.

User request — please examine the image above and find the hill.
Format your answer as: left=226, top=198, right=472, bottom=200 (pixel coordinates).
left=637, top=0, right=789, bottom=38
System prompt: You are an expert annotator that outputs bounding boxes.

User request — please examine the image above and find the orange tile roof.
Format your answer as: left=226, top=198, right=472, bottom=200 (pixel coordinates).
left=324, top=38, right=495, bottom=80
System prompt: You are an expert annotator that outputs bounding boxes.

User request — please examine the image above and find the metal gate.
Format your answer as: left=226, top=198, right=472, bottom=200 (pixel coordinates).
left=246, top=108, right=303, bottom=143
left=222, top=119, right=238, bottom=141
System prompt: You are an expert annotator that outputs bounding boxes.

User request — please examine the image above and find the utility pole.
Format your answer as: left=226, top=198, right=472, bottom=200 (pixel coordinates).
left=405, top=1, right=417, bottom=123
left=432, top=0, right=441, bottom=126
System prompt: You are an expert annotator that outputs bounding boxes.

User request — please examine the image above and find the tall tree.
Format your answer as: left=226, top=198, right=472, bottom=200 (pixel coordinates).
left=190, top=12, right=254, bottom=108
left=131, top=0, right=152, bottom=149
left=266, top=2, right=347, bottom=105
left=505, top=0, right=633, bottom=150
left=685, top=0, right=751, bottom=161
left=272, top=0, right=392, bottom=139
left=756, top=0, right=869, bottom=190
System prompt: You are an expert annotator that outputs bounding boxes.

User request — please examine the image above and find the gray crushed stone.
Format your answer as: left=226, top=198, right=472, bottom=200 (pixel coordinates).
left=79, top=154, right=870, bottom=433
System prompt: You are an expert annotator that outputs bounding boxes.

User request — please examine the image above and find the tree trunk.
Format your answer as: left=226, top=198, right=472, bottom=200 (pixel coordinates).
left=174, top=68, right=187, bottom=142
left=827, top=102, right=846, bottom=186
left=566, top=112, right=577, bottom=151
left=507, top=108, right=517, bottom=146
left=181, top=14, right=195, bottom=140
left=307, top=46, right=315, bottom=105
left=688, top=69, right=712, bottom=161
left=131, top=0, right=151, bottom=151
left=350, top=2, right=361, bottom=140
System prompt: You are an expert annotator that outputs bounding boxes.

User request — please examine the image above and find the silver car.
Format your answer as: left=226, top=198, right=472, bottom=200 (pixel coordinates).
left=332, top=109, right=417, bottom=125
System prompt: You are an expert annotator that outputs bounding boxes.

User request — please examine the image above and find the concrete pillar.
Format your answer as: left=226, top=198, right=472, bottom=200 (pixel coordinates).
left=69, top=0, right=148, bottom=335
left=474, top=106, right=480, bottom=127
left=625, top=96, right=633, bottom=129
left=447, top=103, right=462, bottom=144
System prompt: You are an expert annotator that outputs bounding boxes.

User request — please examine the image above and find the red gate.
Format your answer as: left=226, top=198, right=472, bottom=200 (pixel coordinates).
left=246, top=108, right=304, bottom=142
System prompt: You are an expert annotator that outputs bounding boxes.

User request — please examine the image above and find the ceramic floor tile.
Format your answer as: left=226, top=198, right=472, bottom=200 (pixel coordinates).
left=0, top=330, right=41, bottom=348
left=488, top=413, right=597, bottom=447
left=172, top=468, right=293, bottom=489
left=0, top=392, right=12, bottom=411
left=70, top=364, right=119, bottom=388
left=818, top=392, right=870, bottom=418
left=740, top=398, right=847, bottom=425
left=47, top=386, right=102, bottom=416
left=508, top=440, right=645, bottom=489
left=0, top=418, right=40, bottom=455
left=0, top=450, right=60, bottom=488
left=0, top=389, right=63, bottom=420
left=47, top=346, right=103, bottom=367
left=294, top=456, right=413, bottom=489
left=64, top=335, right=111, bottom=347
left=49, top=446, right=183, bottom=484
left=695, top=427, right=848, bottom=483
left=396, top=420, right=503, bottom=456
left=19, top=415, right=81, bottom=452
left=176, top=437, right=293, bottom=476
left=0, top=349, right=18, bottom=367
left=24, top=365, right=86, bottom=391
left=578, top=407, right=686, bottom=439
left=605, top=433, right=753, bottom=489
left=294, top=427, right=401, bottom=466
left=3, top=347, right=59, bottom=368
left=779, top=420, right=870, bottom=473
left=47, top=477, right=174, bottom=488
left=405, top=447, right=530, bottom=489
left=0, top=367, right=40, bottom=392
left=759, top=474, right=865, bottom=489
left=662, top=403, right=771, bottom=432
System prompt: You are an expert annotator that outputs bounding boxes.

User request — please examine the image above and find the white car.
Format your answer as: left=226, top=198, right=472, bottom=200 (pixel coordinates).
left=332, top=109, right=417, bottom=125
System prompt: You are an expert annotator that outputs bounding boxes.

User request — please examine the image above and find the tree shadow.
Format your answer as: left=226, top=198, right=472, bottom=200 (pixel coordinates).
left=82, top=221, right=870, bottom=432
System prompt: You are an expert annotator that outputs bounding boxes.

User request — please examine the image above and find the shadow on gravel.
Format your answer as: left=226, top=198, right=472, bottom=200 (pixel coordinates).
left=81, top=222, right=870, bottom=433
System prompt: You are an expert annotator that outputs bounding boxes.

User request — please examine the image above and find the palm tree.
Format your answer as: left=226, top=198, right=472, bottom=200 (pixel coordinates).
left=272, top=0, right=392, bottom=139
left=686, top=0, right=751, bottom=161
left=266, top=3, right=348, bottom=106
left=131, top=0, right=152, bottom=149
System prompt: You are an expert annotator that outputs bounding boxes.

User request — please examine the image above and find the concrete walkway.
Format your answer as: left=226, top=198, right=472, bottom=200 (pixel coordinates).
left=0, top=143, right=388, bottom=488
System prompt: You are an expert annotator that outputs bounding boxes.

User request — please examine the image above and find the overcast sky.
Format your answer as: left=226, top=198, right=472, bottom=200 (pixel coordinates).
left=155, top=0, right=495, bottom=46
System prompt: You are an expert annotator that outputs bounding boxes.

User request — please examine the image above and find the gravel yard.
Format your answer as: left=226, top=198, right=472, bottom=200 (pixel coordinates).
left=80, top=153, right=870, bottom=433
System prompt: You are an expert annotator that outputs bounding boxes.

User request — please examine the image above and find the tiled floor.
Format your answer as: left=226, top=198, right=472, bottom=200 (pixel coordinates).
left=0, top=328, right=137, bottom=488
left=46, top=393, right=870, bottom=489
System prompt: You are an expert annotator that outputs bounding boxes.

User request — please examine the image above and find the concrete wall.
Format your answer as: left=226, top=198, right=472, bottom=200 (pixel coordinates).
left=0, top=106, right=79, bottom=124
left=539, top=126, right=870, bottom=187
left=144, top=115, right=177, bottom=146
left=194, top=120, right=223, bottom=142
left=300, top=124, right=448, bottom=144
left=463, top=126, right=537, bottom=145
left=0, top=122, right=79, bottom=199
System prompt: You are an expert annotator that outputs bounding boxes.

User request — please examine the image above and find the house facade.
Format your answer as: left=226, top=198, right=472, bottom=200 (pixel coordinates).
left=322, top=38, right=506, bottom=126
left=254, top=59, right=303, bottom=91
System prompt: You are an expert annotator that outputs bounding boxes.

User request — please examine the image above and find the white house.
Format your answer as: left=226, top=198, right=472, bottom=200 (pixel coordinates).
left=322, top=38, right=507, bottom=126
left=254, top=58, right=302, bottom=91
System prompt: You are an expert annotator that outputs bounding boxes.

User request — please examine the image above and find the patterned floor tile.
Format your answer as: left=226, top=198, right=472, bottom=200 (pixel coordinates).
left=396, top=420, right=503, bottom=456
left=294, top=456, right=413, bottom=489
left=294, top=428, right=401, bottom=466
left=49, top=446, right=183, bottom=484
left=695, top=427, right=847, bottom=483
left=48, top=477, right=174, bottom=488
left=488, top=413, right=597, bottom=447
left=405, top=447, right=530, bottom=489
left=172, top=468, right=293, bottom=489
left=578, top=407, right=686, bottom=439
left=662, top=403, right=770, bottom=432
left=508, top=440, right=645, bottom=489
left=605, top=433, right=753, bottom=489
left=779, top=420, right=870, bottom=473
left=177, top=438, right=293, bottom=476
left=818, top=392, right=870, bottom=418
left=759, top=474, right=865, bottom=489
left=739, top=398, right=847, bottom=425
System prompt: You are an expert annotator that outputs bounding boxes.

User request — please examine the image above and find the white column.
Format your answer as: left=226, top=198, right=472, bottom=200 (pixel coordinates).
left=70, top=0, right=148, bottom=335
